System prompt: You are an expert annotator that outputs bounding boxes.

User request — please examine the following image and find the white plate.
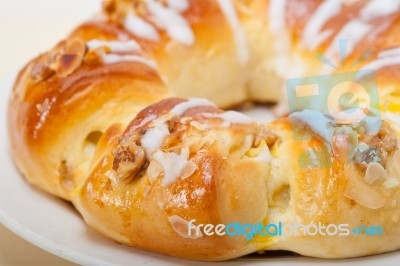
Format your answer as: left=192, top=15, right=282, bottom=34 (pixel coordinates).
left=0, top=74, right=399, bottom=266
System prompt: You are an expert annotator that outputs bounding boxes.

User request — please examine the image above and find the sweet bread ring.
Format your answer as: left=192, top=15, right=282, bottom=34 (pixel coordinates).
left=7, top=0, right=400, bottom=261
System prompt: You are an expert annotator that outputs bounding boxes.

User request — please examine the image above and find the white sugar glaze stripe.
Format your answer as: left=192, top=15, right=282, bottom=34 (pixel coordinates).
left=268, top=0, right=287, bottom=34
left=124, top=12, right=160, bottom=41
left=146, top=0, right=194, bottom=45
left=325, top=19, right=370, bottom=62
left=101, top=54, right=157, bottom=68
left=216, top=0, right=250, bottom=64
left=379, top=47, right=400, bottom=58
left=203, top=110, right=254, bottom=124
left=359, top=56, right=400, bottom=74
left=302, top=0, right=343, bottom=50
left=323, top=0, right=400, bottom=60
left=141, top=123, right=170, bottom=158
left=218, top=111, right=253, bottom=124
left=86, top=40, right=141, bottom=52
left=167, top=0, right=189, bottom=12
left=360, top=0, right=400, bottom=21
left=153, top=150, right=191, bottom=186
left=170, top=98, right=216, bottom=116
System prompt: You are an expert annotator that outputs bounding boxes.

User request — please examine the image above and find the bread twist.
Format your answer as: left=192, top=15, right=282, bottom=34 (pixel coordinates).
left=8, top=0, right=400, bottom=260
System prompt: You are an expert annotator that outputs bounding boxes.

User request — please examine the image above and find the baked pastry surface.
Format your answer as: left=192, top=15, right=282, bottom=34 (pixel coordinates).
left=7, top=0, right=400, bottom=261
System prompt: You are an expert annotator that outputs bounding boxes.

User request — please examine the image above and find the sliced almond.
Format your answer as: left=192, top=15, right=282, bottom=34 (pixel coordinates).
left=167, top=215, right=202, bottom=239
left=229, top=135, right=254, bottom=160
left=55, top=38, right=86, bottom=78
left=364, top=162, right=387, bottom=185
left=180, top=161, right=197, bottom=180
left=189, top=121, right=210, bottom=131
left=47, top=40, right=66, bottom=67
left=30, top=61, right=54, bottom=82
left=149, top=113, right=174, bottom=128
left=143, top=185, right=151, bottom=197
left=147, top=159, right=163, bottom=183
left=185, top=135, right=207, bottom=152
left=387, top=150, right=400, bottom=176
left=66, top=38, right=87, bottom=56
left=383, top=178, right=400, bottom=189
left=344, top=176, right=386, bottom=209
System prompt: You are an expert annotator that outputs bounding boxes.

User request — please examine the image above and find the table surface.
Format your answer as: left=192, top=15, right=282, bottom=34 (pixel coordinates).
left=0, top=1, right=101, bottom=265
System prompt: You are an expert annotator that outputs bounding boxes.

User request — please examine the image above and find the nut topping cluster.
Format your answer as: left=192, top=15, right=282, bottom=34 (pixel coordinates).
left=29, top=38, right=88, bottom=83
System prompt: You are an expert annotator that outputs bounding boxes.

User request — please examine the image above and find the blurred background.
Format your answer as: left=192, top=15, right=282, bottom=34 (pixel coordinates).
left=0, top=0, right=100, bottom=265
left=0, top=0, right=101, bottom=80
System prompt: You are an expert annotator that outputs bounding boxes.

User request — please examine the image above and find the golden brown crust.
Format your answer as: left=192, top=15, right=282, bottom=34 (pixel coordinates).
left=7, top=0, right=400, bottom=261
left=8, top=21, right=170, bottom=199
left=73, top=98, right=272, bottom=260
left=263, top=119, right=400, bottom=258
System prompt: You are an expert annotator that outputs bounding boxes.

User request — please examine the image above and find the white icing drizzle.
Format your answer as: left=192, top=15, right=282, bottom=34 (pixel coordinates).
left=101, top=54, right=157, bottom=69
left=87, top=40, right=141, bottom=52
left=325, top=19, right=370, bottom=61
left=360, top=0, right=400, bottom=21
left=170, top=98, right=216, bottom=116
left=309, top=30, right=334, bottom=51
left=153, top=148, right=193, bottom=186
left=141, top=123, right=170, bottom=158
left=167, top=0, right=189, bottom=12
left=268, top=0, right=287, bottom=34
left=358, top=47, right=400, bottom=76
left=324, top=0, right=400, bottom=60
left=384, top=112, right=400, bottom=127
left=202, top=110, right=254, bottom=127
left=124, top=12, right=160, bottom=41
left=146, top=0, right=194, bottom=45
left=134, top=114, right=157, bottom=130
left=216, top=0, right=249, bottom=64
left=167, top=215, right=203, bottom=239
left=361, top=116, right=382, bottom=135
left=302, top=0, right=343, bottom=50
left=330, top=108, right=367, bottom=125
left=379, top=47, right=400, bottom=58
left=359, top=56, right=400, bottom=75
left=217, top=111, right=254, bottom=124
left=290, top=110, right=335, bottom=143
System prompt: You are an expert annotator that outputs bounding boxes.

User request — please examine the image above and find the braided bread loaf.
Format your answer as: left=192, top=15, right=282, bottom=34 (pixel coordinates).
left=8, top=0, right=400, bottom=261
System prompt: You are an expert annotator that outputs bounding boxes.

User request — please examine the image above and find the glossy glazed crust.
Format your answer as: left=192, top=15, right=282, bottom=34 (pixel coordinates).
left=7, top=0, right=400, bottom=261
left=263, top=119, right=400, bottom=258
left=72, top=98, right=400, bottom=260
left=8, top=19, right=171, bottom=200
left=74, top=98, right=271, bottom=260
